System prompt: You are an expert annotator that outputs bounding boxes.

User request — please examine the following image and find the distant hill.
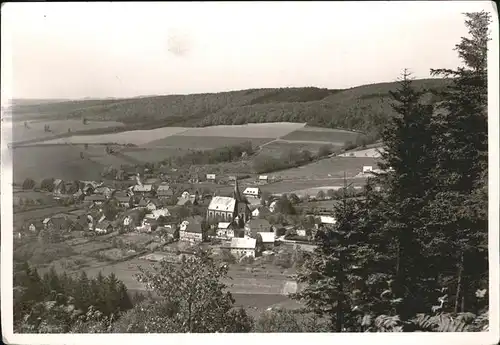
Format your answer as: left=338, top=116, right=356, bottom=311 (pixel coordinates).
left=9, top=78, right=449, bottom=136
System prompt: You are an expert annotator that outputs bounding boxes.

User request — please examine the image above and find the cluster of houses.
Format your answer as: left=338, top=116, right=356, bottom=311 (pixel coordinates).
left=20, top=172, right=340, bottom=261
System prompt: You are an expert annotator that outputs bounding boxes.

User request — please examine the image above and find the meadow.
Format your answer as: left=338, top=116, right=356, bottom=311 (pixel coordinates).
left=143, top=135, right=273, bottom=150
left=272, top=156, right=380, bottom=180
left=280, top=126, right=361, bottom=144
left=38, top=127, right=189, bottom=145
left=10, top=120, right=125, bottom=144
left=12, top=145, right=105, bottom=183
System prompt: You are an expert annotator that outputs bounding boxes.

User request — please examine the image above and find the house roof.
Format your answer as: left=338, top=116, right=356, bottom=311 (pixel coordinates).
left=176, top=196, right=192, bottom=206
left=218, top=222, right=232, bottom=229
left=50, top=217, right=71, bottom=230
left=320, top=216, right=336, bottom=224
left=157, top=184, right=173, bottom=195
left=257, top=232, right=275, bottom=243
left=208, top=196, right=236, bottom=212
left=94, top=186, right=111, bottom=194
left=42, top=218, right=51, bottom=224
left=245, top=218, right=271, bottom=230
left=134, top=184, right=153, bottom=192
left=183, top=216, right=203, bottom=233
left=259, top=175, right=268, bottom=180
left=243, top=187, right=260, bottom=195
left=85, top=195, right=106, bottom=202
left=149, top=208, right=171, bottom=218
left=115, top=196, right=131, bottom=203
left=230, top=237, right=256, bottom=249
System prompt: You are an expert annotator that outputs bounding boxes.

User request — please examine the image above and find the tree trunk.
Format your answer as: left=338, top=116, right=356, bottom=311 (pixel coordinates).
left=454, top=253, right=464, bottom=314
left=336, top=251, right=344, bottom=332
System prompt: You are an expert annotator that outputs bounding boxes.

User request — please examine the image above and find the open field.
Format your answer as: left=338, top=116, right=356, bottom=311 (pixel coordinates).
left=38, top=127, right=189, bottom=145
left=13, top=145, right=106, bottom=183
left=270, top=156, right=379, bottom=180
left=338, top=146, right=384, bottom=158
left=260, top=178, right=369, bottom=195
left=14, top=205, right=80, bottom=226
left=281, top=127, right=361, bottom=144
left=177, top=122, right=306, bottom=138
left=9, top=120, right=125, bottom=144
left=260, top=140, right=341, bottom=157
left=143, top=135, right=273, bottom=150
left=119, top=147, right=190, bottom=162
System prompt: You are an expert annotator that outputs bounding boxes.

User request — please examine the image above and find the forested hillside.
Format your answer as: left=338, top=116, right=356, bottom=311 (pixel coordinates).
left=11, top=79, right=448, bottom=137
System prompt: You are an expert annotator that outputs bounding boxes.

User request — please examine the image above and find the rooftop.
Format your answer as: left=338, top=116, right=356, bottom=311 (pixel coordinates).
left=208, top=196, right=236, bottom=212
left=230, top=237, right=256, bottom=249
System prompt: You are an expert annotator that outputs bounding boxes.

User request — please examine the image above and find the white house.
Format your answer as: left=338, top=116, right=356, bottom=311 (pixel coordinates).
left=179, top=216, right=205, bottom=244
left=229, top=237, right=256, bottom=258
left=145, top=208, right=171, bottom=220
left=269, top=200, right=278, bottom=213
left=146, top=201, right=158, bottom=211
left=217, top=222, right=235, bottom=239
left=206, top=174, right=216, bottom=182
left=243, top=187, right=261, bottom=198
left=296, top=229, right=307, bottom=237
left=259, top=175, right=268, bottom=183
left=252, top=207, right=261, bottom=218
left=29, top=223, right=37, bottom=232
left=123, top=215, right=133, bottom=227
left=257, top=231, right=275, bottom=245
left=362, top=166, right=373, bottom=174
left=319, top=216, right=336, bottom=225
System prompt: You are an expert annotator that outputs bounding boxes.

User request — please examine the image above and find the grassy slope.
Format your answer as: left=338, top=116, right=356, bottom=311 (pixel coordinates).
left=10, top=79, right=448, bottom=136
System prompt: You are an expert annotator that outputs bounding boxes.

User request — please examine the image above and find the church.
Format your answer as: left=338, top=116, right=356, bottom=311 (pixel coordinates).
left=206, top=179, right=250, bottom=225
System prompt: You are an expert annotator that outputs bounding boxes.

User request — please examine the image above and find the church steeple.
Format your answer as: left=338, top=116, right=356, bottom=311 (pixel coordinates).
left=233, top=178, right=248, bottom=203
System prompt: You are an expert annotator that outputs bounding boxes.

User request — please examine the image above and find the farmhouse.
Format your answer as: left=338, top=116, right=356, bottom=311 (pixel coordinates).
left=244, top=218, right=272, bottom=238
left=228, top=237, right=256, bottom=259
left=94, top=186, right=113, bottom=197
left=251, top=206, right=262, bottom=218
left=177, top=194, right=198, bottom=206
left=259, top=175, right=268, bottom=184
left=82, top=184, right=95, bottom=195
left=53, top=179, right=65, bottom=195
left=362, top=166, right=373, bottom=174
left=28, top=223, right=37, bottom=232
left=133, top=184, right=153, bottom=195
left=179, top=216, right=206, bottom=244
left=114, top=193, right=132, bottom=208
left=243, top=187, right=261, bottom=199
left=156, top=184, right=173, bottom=198
left=257, top=231, right=276, bottom=250
left=145, top=208, right=171, bottom=220
left=216, top=222, right=235, bottom=239
left=207, top=180, right=250, bottom=224
left=206, top=174, right=216, bottom=182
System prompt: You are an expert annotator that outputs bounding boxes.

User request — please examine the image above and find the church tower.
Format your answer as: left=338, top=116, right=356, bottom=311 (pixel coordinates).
left=233, top=178, right=250, bottom=225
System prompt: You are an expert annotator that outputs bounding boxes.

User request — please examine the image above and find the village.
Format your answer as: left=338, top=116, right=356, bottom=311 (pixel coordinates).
left=13, top=162, right=382, bottom=289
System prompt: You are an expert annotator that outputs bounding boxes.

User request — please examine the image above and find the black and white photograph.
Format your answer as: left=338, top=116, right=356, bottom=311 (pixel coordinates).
left=1, top=1, right=499, bottom=344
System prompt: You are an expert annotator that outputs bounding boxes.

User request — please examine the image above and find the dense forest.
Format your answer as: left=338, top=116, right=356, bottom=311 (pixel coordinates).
left=10, top=80, right=448, bottom=141
left=12, top=11, right=491, bottom=333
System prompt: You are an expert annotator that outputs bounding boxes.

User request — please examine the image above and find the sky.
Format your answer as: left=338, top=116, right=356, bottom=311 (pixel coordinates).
left=0, top=1, right=496, bottom=102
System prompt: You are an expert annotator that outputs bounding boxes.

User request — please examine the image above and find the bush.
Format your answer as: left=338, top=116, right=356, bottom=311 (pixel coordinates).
left=220, top=249, right=236, bottom=264
left=22, top=178, right=36, bottom=190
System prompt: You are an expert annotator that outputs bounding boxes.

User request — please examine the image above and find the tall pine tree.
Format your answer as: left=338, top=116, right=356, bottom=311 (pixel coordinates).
left=376, top=69, right=438, bottom=320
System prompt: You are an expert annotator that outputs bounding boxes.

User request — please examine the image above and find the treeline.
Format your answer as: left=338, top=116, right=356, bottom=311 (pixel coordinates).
left=14, top=263, right=134, bottom=333
left=291, top=11, right=490, bottom=332
left=162, top=141, right=254, bottom=167
left=11, top=79, right=448, bottom=147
